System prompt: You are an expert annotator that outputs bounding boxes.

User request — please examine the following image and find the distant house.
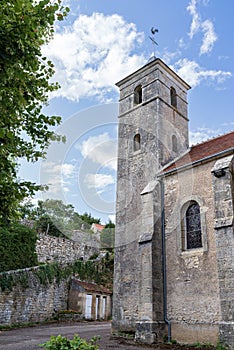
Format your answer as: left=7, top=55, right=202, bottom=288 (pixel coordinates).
left=91, top=223, right=105, bottom=234
left=68, top=278, right=112, bottom=320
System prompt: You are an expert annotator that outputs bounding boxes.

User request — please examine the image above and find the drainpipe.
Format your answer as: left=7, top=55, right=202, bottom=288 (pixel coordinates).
left=160, top=179, right=171, bottom=343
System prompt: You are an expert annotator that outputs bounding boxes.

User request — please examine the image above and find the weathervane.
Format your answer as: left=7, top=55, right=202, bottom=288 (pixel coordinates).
left=149, top=27, right=159, bottom=57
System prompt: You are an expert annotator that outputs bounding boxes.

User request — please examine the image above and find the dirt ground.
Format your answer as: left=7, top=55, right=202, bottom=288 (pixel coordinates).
left=0, top=321, right=217, bottom=350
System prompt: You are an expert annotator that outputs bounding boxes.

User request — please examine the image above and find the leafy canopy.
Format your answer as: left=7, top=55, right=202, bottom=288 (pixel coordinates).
left=0, top=0, right=69, bottom=224
left=20, top=199, right=102, bottom=237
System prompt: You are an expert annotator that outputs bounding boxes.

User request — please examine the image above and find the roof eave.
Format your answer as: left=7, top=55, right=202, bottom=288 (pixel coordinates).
left=159, top=147, right=234, bottom=177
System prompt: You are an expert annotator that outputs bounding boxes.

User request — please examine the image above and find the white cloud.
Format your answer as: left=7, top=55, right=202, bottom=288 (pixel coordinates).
left=42, top=162, right=76, bottom=178
left=200, top=19, right=217, bottom=55
left=187, top=0, right=200, bottom=39
left=189, top=127, right=221, bottom=145
left=172, top=58, right=232, bottom=87
left=186, top=0, right=217, bottom=55
left=60, top=163, right=76, bottom=178
left=85, top=173, right=115, bottom=189
left=43, top=13, right=145, bottom=102
left=222, top=122, right=234, bottom=127
left=161, top=49, right=181, bottom=65
left=77, top=132, right=117, bottom=170
left=178, top=38, right=186, bottom=49
left=41, top=161, right=76, bottom=194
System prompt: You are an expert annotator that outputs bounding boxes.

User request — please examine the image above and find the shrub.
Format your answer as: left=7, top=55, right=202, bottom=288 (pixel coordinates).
left=0, top=223, right=38, bottom=272
left=40, top=334, right=100, bottom=349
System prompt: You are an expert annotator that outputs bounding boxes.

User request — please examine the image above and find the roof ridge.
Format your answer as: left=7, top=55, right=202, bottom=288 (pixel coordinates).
left=190, top=129, right=234, bottom=148
left=162, top=130, right=234, bottom=174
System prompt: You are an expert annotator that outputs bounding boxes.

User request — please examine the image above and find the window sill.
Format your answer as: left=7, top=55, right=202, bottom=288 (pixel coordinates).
left=180, top=248, right=205, bottom=257
left=133, top=149, right=141, bottom=155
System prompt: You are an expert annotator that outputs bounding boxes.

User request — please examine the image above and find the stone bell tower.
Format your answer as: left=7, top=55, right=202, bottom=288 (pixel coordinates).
left=112, top=57, right=191, bottom=342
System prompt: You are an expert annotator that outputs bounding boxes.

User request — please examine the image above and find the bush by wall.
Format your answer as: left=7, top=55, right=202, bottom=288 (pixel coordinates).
left=0, top=223, right=38, bottom=272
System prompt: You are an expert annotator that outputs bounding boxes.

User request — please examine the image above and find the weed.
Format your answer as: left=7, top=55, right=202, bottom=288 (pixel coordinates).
left=39, top=334, right=100, bottom=349
left=216, top=341, right=229, bottom=350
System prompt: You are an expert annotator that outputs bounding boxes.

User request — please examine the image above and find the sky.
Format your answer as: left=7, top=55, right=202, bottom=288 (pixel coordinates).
left=19, top=0, right=234, bottom=224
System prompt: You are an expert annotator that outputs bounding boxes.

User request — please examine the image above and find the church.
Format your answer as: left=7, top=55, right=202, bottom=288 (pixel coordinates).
left=112, top=57, right=234, bottom=348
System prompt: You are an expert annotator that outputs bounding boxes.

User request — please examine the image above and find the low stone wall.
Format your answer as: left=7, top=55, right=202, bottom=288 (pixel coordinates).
left=58, top=312, right=83, bottom=322
left=0, top=266, right=69, bottom=325
left=36, top=233, right=99, bottom=264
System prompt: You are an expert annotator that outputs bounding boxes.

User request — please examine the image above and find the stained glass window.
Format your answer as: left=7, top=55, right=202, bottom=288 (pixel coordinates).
left=186, top=203, right=202, bottom=249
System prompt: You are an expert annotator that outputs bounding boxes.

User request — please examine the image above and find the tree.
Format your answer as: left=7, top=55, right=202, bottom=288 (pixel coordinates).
left=78, top=212, right=101, bottom=226
left=34, top=201, right=102, bottom=235
left=104, top=219, right=115, bottom=229
left=35, top=199, right=75, bottom=237
left=18, top=199, right=102, bottom=237
left=100, top=220, right=115, bottom=249
left=0, top=0, right=69, bottom=225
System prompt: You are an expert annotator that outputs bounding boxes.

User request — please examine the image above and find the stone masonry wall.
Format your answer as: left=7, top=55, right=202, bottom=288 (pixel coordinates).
left=0, top=233, right=101, bottom=326
left=36, top=233, right=99, bottom=264
left=212, top=155, right=234, bottom=348
left=0, top=266, right=69, bottom=325
left=164, top=160, right=222, bottom=345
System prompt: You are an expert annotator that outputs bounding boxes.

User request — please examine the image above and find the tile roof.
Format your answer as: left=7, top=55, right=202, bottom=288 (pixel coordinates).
left=73, top=279, right=112, bottom=294
left=91, top=223, right=105, bottom=232
left=163, top=131, right=234, bottom=174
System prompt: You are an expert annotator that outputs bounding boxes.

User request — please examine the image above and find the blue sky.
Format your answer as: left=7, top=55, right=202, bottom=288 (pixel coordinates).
left=19, top=0, right=234, bottom=224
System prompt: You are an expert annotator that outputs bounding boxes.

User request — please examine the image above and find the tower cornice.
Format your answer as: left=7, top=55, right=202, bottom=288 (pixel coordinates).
left=116, top=57, right=191, bottom=91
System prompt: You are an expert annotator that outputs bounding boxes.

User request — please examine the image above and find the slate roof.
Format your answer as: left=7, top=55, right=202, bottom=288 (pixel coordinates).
left=163, top=131, right=234, bottom=174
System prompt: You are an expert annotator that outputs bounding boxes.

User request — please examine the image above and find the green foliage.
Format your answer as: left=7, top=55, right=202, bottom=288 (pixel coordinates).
left=0, top=321, right=41, bottom=331
left=35, top=200, right=75, bottom=237
left=216, top=341, right=228, bottom=350
left=113, top=330, right=134, bottom=340
left=19, top=199, right=102, bottom=237
left=0, top=223, right=38, bottom=272
left=36, top=215, right=67, bottom=238
left=0, top=253, right=114, bottom=292
left=18, top=200, right=39, bottom=220
left=40, top=334, right=100, bottom=349
left=78, top=212, right=100, bottom=226
left=0, top=0, right=69, bottom=224
left=100, top=220, right=115, bottom=248
left=37, top=200, right=75, bottom=220
left=0, top=272, right=29, bottom=292
left=34, top=263, right=60, bottom=285
left=104, top=220, right=115, bottom=229
left=73, top=260, right=100, bottom=283
left=100, top=227, right=115, bottom=249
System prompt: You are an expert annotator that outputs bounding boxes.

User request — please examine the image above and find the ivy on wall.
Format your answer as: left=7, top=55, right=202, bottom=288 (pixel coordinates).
left=0, top=253, right=114, bottom=292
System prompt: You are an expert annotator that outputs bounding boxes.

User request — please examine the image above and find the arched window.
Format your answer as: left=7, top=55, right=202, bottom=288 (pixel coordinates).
left=172, top=135, right=177, bottom=153
left=186, top=202, right=202, bottom=249
left=170, top=87, right=177, bottom=108
left=134, top=85, right=142, bottom=105
left=133, top=133, right=141, bottom=152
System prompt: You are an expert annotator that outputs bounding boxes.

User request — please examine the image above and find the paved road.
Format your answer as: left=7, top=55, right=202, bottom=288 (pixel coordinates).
left=0, top=322, right=156, bottom=350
